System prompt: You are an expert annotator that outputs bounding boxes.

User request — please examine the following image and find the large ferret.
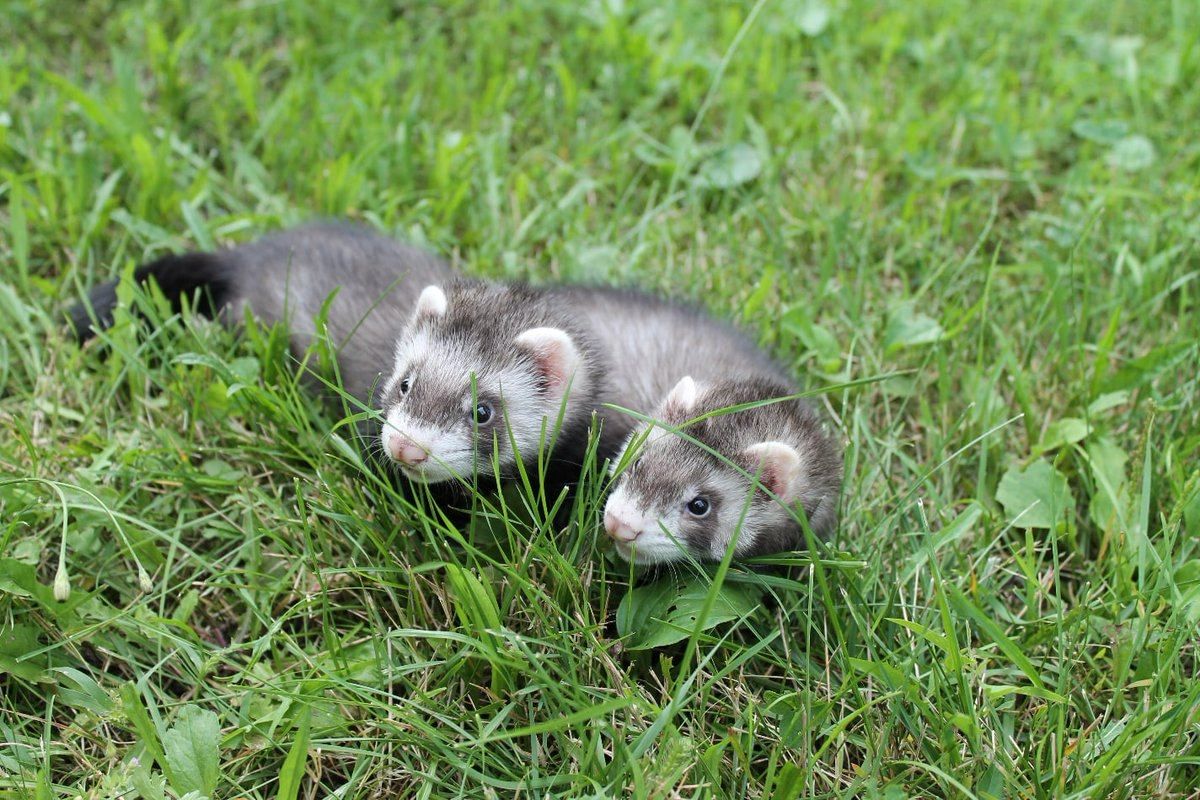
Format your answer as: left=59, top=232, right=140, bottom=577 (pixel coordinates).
left=602, top=375, right=842, bottom=565
left=68, top=224, right=793, bottom=499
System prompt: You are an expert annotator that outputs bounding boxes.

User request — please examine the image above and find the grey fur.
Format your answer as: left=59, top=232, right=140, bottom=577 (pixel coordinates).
left=547, top=286, right=791, bottom=444
left=70, top=222, right=459, bottom=405
left=199, top=223, right=457, bottom=404
left=607, top=376, right=843, bottom=561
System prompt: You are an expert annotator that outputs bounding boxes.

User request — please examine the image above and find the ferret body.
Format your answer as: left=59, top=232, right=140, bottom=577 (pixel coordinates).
left=69, top=222, right=458, bottom=406
left=550, top=284, right=790, bottom=444
left=602, top=375, right=842, bottom=565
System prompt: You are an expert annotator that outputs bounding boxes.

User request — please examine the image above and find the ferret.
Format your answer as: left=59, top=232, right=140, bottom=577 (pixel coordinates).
left=69, top=222, right=458, bottom=407
left=375, top=282, right=791, bottom=488
left=602, top=375, right=842, bottom=564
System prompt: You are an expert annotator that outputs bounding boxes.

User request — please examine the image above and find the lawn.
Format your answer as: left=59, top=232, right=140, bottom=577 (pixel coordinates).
left=2, top=0, right=1199, bottom=797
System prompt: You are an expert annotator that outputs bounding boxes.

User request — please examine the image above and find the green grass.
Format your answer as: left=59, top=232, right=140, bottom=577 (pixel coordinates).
left=2, top=0, right=1200, bottom=796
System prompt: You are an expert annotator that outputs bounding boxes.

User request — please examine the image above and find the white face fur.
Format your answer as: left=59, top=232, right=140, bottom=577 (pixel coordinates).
left=377, top=285, right=584, bottom=484
left=603, top=376, right=805, bottom=565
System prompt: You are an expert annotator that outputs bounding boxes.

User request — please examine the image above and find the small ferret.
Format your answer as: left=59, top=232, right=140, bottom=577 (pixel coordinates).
left=602, top=375, right=842, bottom=564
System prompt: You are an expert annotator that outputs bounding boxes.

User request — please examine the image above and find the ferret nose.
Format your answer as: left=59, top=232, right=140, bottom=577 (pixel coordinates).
left=604, top=509, right=640, bottom=543
left=388, top=434, right=428, bottom=466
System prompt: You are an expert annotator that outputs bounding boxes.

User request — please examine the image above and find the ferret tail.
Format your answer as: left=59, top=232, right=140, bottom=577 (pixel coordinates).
left=66, top=251, right=237, bottom=342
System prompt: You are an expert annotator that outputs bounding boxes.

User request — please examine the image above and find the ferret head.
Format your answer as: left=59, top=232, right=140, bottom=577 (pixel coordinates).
left=603, top=376, right=842, bottom=565
left=377, top=283, right=596, bottom=484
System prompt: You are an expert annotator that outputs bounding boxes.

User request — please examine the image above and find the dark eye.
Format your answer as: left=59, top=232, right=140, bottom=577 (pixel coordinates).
left=686, top=496, right=710, bottom=517
left=472, top=402, right=493, bottom=425
left=398, top=378, right=411, bottom=395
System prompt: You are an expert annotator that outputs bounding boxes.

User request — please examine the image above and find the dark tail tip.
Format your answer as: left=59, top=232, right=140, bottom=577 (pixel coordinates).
left=66, top=251, right=234, bottom=343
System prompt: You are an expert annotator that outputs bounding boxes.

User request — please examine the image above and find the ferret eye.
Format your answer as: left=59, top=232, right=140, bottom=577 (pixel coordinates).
left=398, top=378, right=411, bottom=395
left=686, top=496, right=710, bottom=517
left=472, top=402, right=494, bottom=425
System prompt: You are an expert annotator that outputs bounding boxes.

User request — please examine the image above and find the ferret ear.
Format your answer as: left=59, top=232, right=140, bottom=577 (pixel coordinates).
left=664, top=375, right=699, bottom=417
left=514, top=327, right=580, bottom=400
left=414, top=285, right=448, bottom=320
left=742, top=441, right=803, bottom=503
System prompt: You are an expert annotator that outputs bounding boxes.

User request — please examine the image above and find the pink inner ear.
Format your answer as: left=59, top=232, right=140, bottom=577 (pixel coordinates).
left=744, top=442, right=802, bottom=503
left=756, top=461, right=785, bottom=497
left=514, top=327, right=579, bottom=399
left=532, top=348, right=567, bottom=393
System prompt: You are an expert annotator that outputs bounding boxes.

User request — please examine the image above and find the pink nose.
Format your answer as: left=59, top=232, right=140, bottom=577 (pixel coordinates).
left=604, top=510, right=640, bottom=543
left=388, top=434, right=428, bottom=466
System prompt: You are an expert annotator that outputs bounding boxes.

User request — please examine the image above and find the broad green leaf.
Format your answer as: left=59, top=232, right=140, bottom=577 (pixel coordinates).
left=1107, top=135, right=1156, bottom=171
left=53, top=668, right=115, bottom=715
left=0, top=558, right=57, bottom=607
left=201, top=459, right=243, bottom=481
left=228, top=356, right=260, bottom=382
left=1087, top=390, right=1130, bottom=415
left=996, top=459, right=1074, bottom=529
left=772, top=763, right=805, bottom=800
left=984, top=684, right=1071, bottom=702
left=162, top=706, right=221, bottom=798
left=119, top=683, right=169, bottom=784
left=1035, top=417, right=1091, bottom=453
left=1086, top=436, right=1128, bottom=532
left=0, top=624, right=50, bottom=682
left=847, top=657, right=912, bottom=692
left=442, top=562, right=508, bottom=691
left=130, top=761, right=167, bottom=800
left=35, top=770, right=52, bottom=800
left=1071, top=118, right=1129, bottom=144
left=884, top=301, right=945, bottom=353
left=615, top=578, right=676, bottom=646
left=765, top=691, right=832, bottom=750
left=796, top=0, right=831, bottom=36
left=442, top=563, right=502, bottom=633
left=617, top=575, right=760, bottom=650
left=1173, top=560, right=1200, bottom=623
left=881, top=375, right=918, bottom=398
left=692, top=143, right=763, bottom=190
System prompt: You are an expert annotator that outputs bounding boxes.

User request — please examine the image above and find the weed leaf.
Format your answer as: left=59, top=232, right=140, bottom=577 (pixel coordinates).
left=162, top=706, right=221, bottom=799
left=617, top=575, right=759, bottom=650
left=692, top=143, right=763, bottom=190
left=885, top=301, right=945, bottom=353
left=1107, top=135, right=1156, bottom=171
left=997, top=459, right=1073, bottom=529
